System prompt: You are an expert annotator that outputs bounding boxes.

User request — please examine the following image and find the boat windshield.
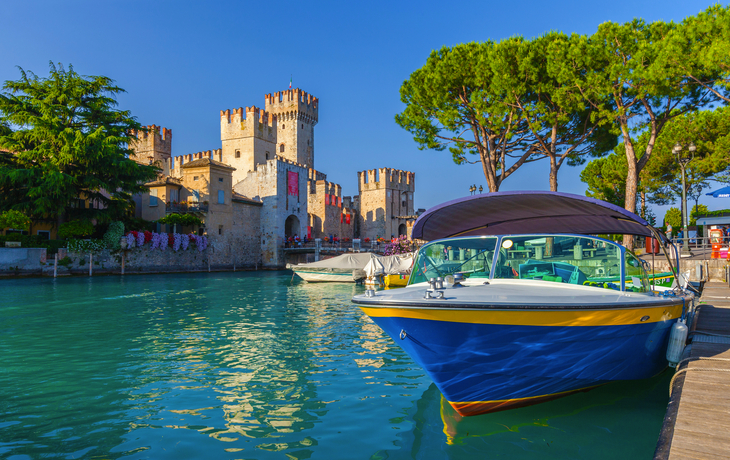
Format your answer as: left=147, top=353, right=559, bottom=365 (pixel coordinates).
left=490, top=235, right=649, bottom=292
left=409, top=237, right=498, bottom=285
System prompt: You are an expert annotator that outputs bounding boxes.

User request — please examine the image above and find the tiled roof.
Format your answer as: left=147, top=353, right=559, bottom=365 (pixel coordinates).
left=181, top=158, right=236, bottom=171
left=232, top=192, right=263, bottom=206
left=145, top=176, right=182, bottom=187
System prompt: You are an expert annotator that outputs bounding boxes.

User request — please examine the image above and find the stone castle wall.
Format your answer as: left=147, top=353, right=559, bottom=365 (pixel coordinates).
left=129, top=125, right=172, bottom=166
left=357, top=168, right=415, bottom=240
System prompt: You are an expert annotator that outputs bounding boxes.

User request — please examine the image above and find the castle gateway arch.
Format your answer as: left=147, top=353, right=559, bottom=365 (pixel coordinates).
left=285, top=215, right=300, bottom=238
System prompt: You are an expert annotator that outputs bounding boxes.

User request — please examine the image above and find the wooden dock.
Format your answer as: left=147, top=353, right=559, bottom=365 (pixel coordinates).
left=655, top=281, right=730, bottom=459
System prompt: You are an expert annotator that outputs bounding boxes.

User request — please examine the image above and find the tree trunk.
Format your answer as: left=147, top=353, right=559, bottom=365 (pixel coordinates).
left=549, top=155, right=558, bottom=192
left=640, top=191, right=646, bottom=219
left=623, top=146, right=639, bottom=250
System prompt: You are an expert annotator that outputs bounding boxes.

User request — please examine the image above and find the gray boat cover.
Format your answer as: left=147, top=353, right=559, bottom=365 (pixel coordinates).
left=364, top=254, right=414, bottom=277
left=412, top=191, right=668, bottom=243
left=293, top=253, right=380, bottom=270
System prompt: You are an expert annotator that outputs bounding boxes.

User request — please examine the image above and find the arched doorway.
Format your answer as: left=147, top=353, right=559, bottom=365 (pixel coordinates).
left=398, top=223, right=407, bottom=237
left=285, top=215, right=300, bottom=238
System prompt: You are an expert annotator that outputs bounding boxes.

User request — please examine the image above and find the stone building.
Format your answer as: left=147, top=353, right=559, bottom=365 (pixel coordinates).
left=128, top=88, right=413, bottom=268
left=355, top=168, right=416, bottom=241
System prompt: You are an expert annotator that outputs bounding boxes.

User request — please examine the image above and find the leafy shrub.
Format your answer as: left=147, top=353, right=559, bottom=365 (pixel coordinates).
left=0, top=210, right=31, bottom=231
left=0, top=235, right=65, bottom=251
left=58, top=220, right=94, bottom=239
left=67, top=238, right=105, bottom=253
left=157, top=213, right=202, bottom=227
left=57, top=256, right=72, bottom=266
left=103, top=221, right=124, bottom=250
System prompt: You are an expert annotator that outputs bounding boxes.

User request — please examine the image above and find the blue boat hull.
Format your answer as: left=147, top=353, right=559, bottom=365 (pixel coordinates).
left=362, top=305, right=680, bottom=415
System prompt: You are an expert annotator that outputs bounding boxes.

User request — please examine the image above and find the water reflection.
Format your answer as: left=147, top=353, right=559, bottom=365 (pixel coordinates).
left=375, top=370, right=671, bottom=459
left=0, top=273, right=668, bottom=460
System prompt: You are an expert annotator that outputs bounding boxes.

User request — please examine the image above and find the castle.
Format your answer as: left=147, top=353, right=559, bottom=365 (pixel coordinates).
left=129, top=88, right=416, bottom=268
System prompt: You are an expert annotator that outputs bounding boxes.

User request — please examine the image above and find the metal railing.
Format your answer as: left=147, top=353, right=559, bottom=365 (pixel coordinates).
left=665, top=235, right=730, bottom=262
left=165, top=202, right=209, bottom=213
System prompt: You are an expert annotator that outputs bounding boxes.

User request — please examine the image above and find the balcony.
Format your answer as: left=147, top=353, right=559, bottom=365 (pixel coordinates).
left=166, top=202, right=209, bottom=214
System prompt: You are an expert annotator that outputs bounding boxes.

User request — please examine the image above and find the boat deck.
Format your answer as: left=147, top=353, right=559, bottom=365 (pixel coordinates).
left=655, top=281, right=730, bottom=459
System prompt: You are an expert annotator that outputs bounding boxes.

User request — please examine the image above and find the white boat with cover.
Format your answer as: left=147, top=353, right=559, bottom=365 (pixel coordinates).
left=290, top=253, right=380, bottom=282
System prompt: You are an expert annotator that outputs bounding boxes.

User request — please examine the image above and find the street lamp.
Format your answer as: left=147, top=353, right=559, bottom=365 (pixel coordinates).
left=469, top=185, right=477, bottom=195
left=479, top=185, right=483, bottom=194
left=672, top=142, right=696, bottom=256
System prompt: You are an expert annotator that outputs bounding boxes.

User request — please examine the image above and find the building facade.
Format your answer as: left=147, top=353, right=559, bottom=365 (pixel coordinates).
left=129, top=88, right=414, bottom=267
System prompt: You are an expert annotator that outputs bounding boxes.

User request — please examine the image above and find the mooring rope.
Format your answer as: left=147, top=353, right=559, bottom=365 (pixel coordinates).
left=669, top=356, right=730, bottom=396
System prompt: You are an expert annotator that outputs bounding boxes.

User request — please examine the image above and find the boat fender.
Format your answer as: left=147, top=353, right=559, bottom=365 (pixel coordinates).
left=666, top=318, right=688, bottom=368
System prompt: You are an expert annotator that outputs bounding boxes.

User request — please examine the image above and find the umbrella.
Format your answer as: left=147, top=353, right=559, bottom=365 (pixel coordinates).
left=706, top=186, right=730, bottom=198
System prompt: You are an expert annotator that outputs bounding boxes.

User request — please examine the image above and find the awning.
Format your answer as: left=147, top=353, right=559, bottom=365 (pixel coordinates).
left=411, top=191, right=666, bottom=243
left=706, top=186, right=730, bottom=198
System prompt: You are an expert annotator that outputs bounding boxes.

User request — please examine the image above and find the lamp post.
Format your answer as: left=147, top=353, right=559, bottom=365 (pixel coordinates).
left=479, top=185, right=483, bottom=194
left=672, top=142, right=696, bottom=256
left=469, top=185, right=476, bottom=195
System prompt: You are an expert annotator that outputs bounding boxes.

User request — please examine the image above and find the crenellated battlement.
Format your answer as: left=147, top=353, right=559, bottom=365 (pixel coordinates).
left=170, top=149, right=223, bottom=174
left=358, top=168, right=415, bottom=192
left=220, top=106, right=277, bottom=127
left=130, top=125, right=172, bottom=143
left=129, top=125, right=172, bottom=165
left=264, top=88, right=318, bottom=124
left=220, top=106, right=277, bottom=144
left=274, top=155, right=307, bottom=169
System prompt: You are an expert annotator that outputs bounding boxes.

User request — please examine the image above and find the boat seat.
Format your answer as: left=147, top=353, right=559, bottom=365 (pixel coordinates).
left=542, top=275, right=563, bottom=283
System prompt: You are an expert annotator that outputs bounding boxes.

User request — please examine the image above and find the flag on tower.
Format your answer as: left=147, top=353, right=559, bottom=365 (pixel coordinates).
left=289, top=75, right=292, bottom=89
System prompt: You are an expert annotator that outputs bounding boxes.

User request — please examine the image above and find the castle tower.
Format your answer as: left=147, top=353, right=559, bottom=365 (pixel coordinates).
left=264, top=89, right=318, bottom=168
left=129, top=125, right=172, bottom=167
left=356, top=168, right=415, bottom=240
left=220, top=106, right=277, bottom=184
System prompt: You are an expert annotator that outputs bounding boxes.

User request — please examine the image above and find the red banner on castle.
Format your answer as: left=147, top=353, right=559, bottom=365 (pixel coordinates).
left=325, top=194, right=330, bottom=205
left=345, top=213, right=351, bottom=224
left=287, top=171, right=298, bottom=196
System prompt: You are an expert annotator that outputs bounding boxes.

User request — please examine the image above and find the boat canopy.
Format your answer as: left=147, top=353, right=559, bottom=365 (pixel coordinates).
left=411, top=191, right=667, bottom=243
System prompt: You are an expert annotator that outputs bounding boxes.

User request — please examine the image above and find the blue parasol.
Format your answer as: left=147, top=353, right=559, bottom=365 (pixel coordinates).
left=706, top=186, right=730, bottom=198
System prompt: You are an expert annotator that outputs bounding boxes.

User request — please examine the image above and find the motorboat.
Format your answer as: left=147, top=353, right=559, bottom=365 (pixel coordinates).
left=352, top=191, right=694, bottom=416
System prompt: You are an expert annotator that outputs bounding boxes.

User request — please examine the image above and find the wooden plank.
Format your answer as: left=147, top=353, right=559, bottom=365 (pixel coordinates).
left=670, top=428, right=730, bottom=457
left=658, top=282, right=730, bottom=460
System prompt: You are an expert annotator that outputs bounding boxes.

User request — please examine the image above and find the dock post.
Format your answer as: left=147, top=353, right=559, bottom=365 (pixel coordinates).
left=121, top=251, right=125, bottom=275
left=89, top=253, right=93, bottom=277
left=54, top=255, right=58, bottom=278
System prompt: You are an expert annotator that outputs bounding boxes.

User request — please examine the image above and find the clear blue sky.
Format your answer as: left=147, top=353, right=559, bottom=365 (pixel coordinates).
left=1, top=0, right=726, bottom=219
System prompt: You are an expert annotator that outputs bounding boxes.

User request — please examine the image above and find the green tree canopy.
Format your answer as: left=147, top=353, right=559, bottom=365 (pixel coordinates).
left=554, top=15, right=721, bottom=247
left=663, top=5, right=730, bottom=104
left=395, top=42, right=541, bottom=192
left=642, top=106, right=730, bottom=209
left=663, top=207, right=682, bottom=229
left=491, top=33, right=616, bottom=191
left=157, top=213, right=202, bottom=227
left=395, top=35, right=618, bottom=192
left=0, top=62, right=158, bottom=227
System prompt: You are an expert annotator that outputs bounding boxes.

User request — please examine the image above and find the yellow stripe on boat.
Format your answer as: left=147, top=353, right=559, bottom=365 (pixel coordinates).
left=359, top=303, right=682, bottom=327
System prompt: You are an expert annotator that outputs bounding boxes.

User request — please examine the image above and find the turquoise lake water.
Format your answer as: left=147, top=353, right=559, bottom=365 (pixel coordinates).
left=1, top=272, right=670, bottom=459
